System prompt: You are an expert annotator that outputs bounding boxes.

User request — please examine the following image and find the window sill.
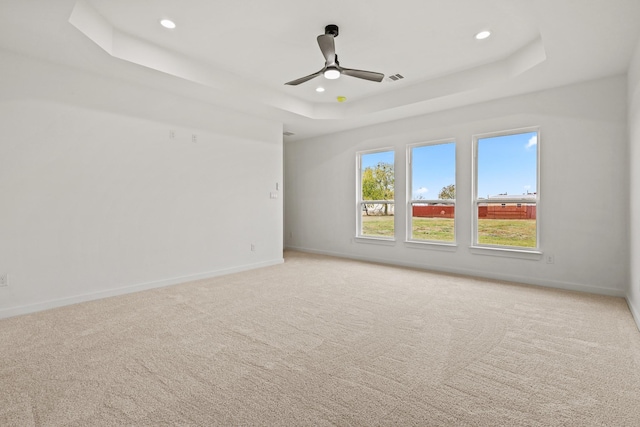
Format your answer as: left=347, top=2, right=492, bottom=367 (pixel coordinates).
left=354, top=236, right=396, bottom=246
left=469, top=245, right=542, bottom=261
left=405, top=240, right=457, bottom=252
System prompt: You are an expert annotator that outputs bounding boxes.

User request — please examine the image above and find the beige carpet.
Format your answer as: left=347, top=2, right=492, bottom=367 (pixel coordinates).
left=1, top=251, right=639, bottom=426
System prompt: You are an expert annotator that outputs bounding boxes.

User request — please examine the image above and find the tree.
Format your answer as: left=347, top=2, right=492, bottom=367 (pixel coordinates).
left=438, top=184, right=455, bottom=200
left=362, top=162, right=394, bottom=215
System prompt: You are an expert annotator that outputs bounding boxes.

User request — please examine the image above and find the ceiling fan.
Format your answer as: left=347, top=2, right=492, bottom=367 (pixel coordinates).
left=285, top=24, right=384, bottom=86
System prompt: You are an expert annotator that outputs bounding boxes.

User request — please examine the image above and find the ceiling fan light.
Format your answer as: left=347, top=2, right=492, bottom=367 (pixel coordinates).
left=324, top=68, right=341, bottom=80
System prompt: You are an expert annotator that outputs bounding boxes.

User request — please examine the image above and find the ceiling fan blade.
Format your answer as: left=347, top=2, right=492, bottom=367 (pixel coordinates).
left=341, top=68, right=384, bottom=82
left=285, top=69, right=323, bottom=86
left=317, top=34, right=336, bottom=65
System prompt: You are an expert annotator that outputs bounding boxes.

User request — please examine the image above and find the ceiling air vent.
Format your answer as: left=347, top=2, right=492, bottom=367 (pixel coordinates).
left=387, top=73, right=404, bottom=82
left=283, top=131, right=295, bottom=136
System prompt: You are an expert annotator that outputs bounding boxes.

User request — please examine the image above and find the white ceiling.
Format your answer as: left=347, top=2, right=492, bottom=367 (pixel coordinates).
left=2, top=0, right=640, bottom=141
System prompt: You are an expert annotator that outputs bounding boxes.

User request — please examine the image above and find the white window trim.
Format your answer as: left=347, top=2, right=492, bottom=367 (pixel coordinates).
left=354, top=236, right=396, bottom=245
left=406, top=139, right=457, bottom=245
left=469, top=246, right=542, bottom=261
left=405, top=240, right=457, bottom=251
left=471, top=126, right=540, bottom=254
left=356, top=147, right=396, bottom=241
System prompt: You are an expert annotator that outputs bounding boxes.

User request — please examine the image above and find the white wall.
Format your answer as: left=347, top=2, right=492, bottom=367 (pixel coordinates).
left=285, top=76, right=629, bottom=297
left=628, top=38, right=640, bottom=328
left=0, top=51, right=283, bottom=318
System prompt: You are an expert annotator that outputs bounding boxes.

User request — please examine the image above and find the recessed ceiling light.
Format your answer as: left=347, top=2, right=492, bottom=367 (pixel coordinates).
left=160, top=19, right=176, bottom=29
left=316, top=87, right=325, bottom=92
left=475, top=30, right=491, bottom=40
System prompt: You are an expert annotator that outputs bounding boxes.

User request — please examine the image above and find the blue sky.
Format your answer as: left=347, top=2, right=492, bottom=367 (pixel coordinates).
left=361, top=131, right=537, bottom=199
left=477, top=132, right=537, bottom=198
left=361, top=150, right=394, bottom=169
left=411, top=143, right=455, bottom=200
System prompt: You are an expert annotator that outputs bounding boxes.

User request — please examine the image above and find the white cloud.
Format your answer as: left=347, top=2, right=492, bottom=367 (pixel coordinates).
left=416, top=187, right=428, bottom=194
left=526, top=135, right=537, bottom=149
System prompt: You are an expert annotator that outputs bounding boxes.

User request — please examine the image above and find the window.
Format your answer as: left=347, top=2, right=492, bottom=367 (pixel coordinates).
left=357, top=149, right=395, bottom=239
left=473, top=128, right=539, bottom=249
left=408, top=141, right=456, bottom=243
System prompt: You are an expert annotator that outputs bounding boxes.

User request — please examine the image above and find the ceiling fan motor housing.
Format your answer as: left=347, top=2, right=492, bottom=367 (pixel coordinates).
left=325, top=24, right=339, bottom=37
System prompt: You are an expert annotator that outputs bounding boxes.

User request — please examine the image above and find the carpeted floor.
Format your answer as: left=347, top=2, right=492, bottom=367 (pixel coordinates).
left=1, top=251, right=639, bottom=426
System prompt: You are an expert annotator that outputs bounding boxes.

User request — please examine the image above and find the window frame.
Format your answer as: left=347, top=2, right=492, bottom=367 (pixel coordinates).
left=406, top=139, right=457, bottom=246
left=356, top=147, right=396, bottom=241
left=472, top=126, right=541, bottom=253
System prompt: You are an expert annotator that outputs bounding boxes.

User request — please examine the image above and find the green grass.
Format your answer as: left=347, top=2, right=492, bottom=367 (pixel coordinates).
left=362, top=216, right=537, bottom=247
left=477, top=219, right=537, bottom=247
left=361, top=215, right=395, bottom=237
left=412, top=217, right=455, bottom=242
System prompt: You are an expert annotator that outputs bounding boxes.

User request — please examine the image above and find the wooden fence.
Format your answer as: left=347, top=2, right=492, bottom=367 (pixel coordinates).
left=412, top=205, right=454, bottom=218
left=479, top=205, right=536, bottom=219
left=413, top=204, right=536, bottom=220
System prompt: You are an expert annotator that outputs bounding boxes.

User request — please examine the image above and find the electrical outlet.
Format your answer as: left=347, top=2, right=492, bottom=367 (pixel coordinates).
left=0, top=273, right=8, bottom=287
left=169, top=130, right=175, bottom=139
left=192, top=134, right=197, bottom=143
left=251, top=244, right=256, bottom=252
left=546, top=254, right=555, bottom=264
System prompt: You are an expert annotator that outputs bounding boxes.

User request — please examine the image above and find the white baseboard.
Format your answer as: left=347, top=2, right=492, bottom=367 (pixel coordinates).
left=285, top=245, right=626, bottom=298
left=0, top=258, right=284, bottom=320
left=627, top=298, right=640, bottom=332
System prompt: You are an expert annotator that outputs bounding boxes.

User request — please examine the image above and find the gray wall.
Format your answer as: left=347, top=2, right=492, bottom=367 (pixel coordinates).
left=0, top=51, right=284, bottom=318
left=629, top=38, right=640, bottom=327
left=285, top=76, right=629, bottom=297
